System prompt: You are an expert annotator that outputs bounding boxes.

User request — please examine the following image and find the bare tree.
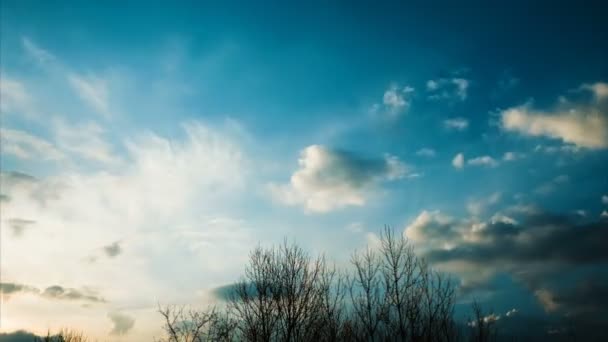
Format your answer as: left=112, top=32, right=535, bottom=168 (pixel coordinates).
left=157, top=305, right=236, bottom=342
left=37, top=329, right=88, bottom=342
left=468, top=301, right=497, bottom=342
left=227, top=241, right=336, bottom=342
left=349, top=247, right=387, bottom=342
left=157, top=228, right=482, bottom=342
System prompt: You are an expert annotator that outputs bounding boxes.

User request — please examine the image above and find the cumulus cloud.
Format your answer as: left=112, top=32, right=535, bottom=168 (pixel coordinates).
left=443, top=117, right=469, bottom=130
left=0, top=128, right=65, bottom=160
left=426, top=77, right=469, bottom=101
left=404, top=207, right=608, bottom=318
left=269, top=145, right=408, bottom=212
left=371, top=83, right=415, bottom=118
left=467, top=156, right=499, bottom=168
left=108, top=312, right=135, bottom=335
left=500, top=84, right=608, bottom=149
left=452, top=153, right=464, bottom=169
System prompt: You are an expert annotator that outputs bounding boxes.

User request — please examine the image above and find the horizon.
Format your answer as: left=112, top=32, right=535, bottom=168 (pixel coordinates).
left=1, top=1, right=607, bottom=341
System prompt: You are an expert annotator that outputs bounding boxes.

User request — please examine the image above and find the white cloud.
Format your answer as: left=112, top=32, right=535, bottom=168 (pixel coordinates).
left=53, top=119, right=120, bottom=165
left=0, top=76, right=36, bottom=118
left=500, top=84, right=608, bottom=149
left=416, top=148, right=436, bottom=158
left=371, top=83, right=414, bottom=118
left=467, top=156, right=499, bottom=168
left=0, top=121, right=253, bottom=330
left=22, top=37, right=55, bottom=64
left=602, top=195, right=608, bottom=205
left=269, top=145, right=408, bottom=213
left=0, top=128, right=64, bottom=160
left=506, top=308, right=518, bottom=317
left=467, top=192, right=501, bottom=216
left=443, top=117, right=469, bottom=130
left=68, top=73, right=111, bottom=117
left=581, top=82, right=608, bottom=102
left=452, top=153, right=464, bottom=169
left=502, top=151, right=524, bottom=161
left=426, top=77, right=469, bottom=101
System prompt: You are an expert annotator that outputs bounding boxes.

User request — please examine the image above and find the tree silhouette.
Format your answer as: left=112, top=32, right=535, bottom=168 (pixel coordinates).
left=160, top=227, right=467, bottom=341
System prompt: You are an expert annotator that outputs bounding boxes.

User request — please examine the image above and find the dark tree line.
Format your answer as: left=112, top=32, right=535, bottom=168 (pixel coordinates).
left=158, top=228, right=496, bottom=342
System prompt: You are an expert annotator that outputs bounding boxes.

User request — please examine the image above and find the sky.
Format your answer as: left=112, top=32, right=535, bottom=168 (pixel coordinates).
left=1, top=1, right=608, bottom=340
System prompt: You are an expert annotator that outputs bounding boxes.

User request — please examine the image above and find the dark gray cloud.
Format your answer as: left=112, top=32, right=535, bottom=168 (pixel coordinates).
left=42, top=285, right=106, bottom=303
left=7, top=218, right=36, bottom=237
left=405, top=208, right=608, bottom=321
left=426, top=216, right=608, bottom=266
left=0, top=331, right=39, bottom=342
left=0, top=171, right=37, bottom=184
left=0, top=282, right=38, bottom=296
left=211, top=282, right=257, bottom=301
left=0, top=282, right=105, bottom=303
left=108, top=311, right=135, bottom=335
left=103, top=241, right=122, bottom=257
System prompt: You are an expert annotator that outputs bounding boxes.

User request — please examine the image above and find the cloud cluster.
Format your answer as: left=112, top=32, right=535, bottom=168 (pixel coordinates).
left=1, top=282, right=105, bottom=303
left=0, top=128, right=65, bottom=160
left=404, top=207, right=608, bottom=318
left=371, top=83, right=415, bottom=118
left=426, top=77, right=469, bottom=101
left=269, top=145, right=408, bottom=212
left=500, top=83, right=608, bottom=149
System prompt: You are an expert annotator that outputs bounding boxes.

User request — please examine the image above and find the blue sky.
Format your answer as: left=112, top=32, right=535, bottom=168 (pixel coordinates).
left=1, top=1, right=608, bottom=339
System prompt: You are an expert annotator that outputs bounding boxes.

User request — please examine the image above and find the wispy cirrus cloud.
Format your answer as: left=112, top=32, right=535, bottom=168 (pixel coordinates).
left=443, top=117, right=469, bottom=131
left=52, top=118, right=120, bottom=165
left=0, top=128, right=65, bottom=160
left=416, top=148, right=436, bottom=158
left=0, top=76, right=37, bottom=118
left=426, top=77, right=469, bottom=101
left=68, top=73, right=111, bottom=117
left=22, top=37, right=56, bottom=64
